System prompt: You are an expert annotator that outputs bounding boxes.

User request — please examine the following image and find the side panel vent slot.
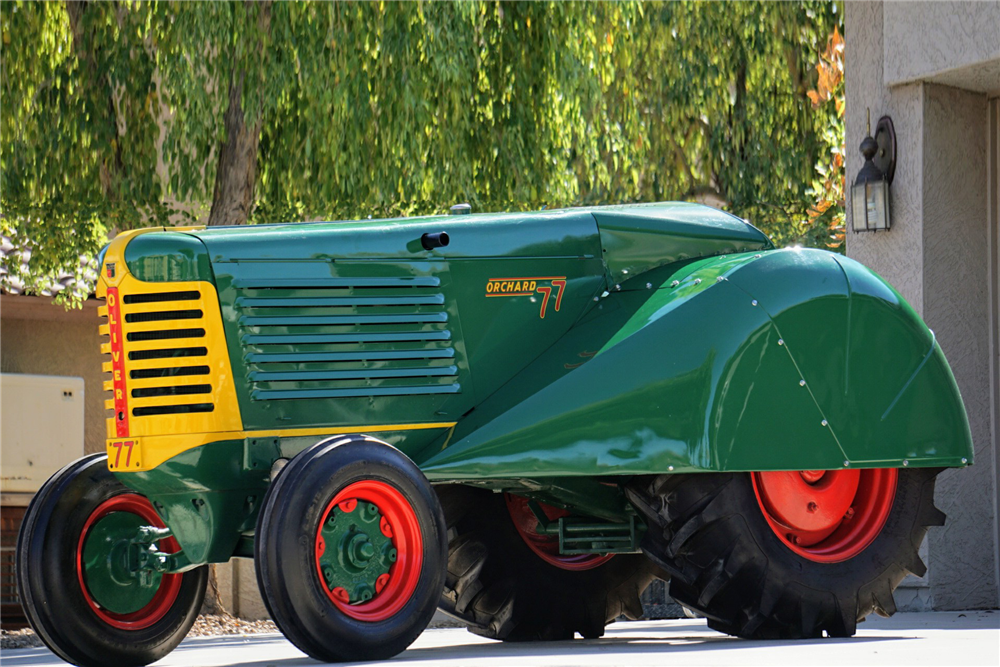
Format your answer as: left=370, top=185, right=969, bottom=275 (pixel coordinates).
left=235, top=276, right=460, bottom=401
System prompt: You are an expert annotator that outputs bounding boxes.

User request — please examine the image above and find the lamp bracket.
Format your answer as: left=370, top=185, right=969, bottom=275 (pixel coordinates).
left=874, top=116, right=896, bottom=185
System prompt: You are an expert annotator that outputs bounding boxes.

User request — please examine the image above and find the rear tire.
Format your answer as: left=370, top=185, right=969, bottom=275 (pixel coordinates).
left=626, top=468, right=944, bottom=639
left=437, top=485, right=660, bottom=641
left=254, top=435, right=447, bottom=662
left=16, top=454, right=207, bottom=667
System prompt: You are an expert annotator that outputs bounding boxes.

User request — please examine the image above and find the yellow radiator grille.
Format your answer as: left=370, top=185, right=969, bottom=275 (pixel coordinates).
left=98, top=276, right=242, bottom=441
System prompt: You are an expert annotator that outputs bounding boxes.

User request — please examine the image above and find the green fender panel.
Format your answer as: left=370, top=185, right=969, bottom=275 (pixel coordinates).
left=420, top=248, right=973, bottom=480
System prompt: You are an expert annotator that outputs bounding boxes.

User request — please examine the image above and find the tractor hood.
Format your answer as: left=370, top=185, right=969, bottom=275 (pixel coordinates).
left=593, top=203, right=772, bottom=286
left=121, top=203, right=771, bottom=290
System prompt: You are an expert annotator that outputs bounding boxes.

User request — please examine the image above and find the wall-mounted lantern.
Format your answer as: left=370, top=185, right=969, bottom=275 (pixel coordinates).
left=851, top=112, right=896, bottom=232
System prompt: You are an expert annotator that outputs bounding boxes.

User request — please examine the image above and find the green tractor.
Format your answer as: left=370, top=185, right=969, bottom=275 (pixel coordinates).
left=17, top=203, right=972, bottom=666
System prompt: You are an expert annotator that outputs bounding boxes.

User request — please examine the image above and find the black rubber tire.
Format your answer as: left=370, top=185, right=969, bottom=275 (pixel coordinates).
left=16, top=453, right=208, bottom=667
left=436, top=485, right=661, bottom=641
left=625, top=469, right=945, bottom=639
left=254, top=435, right=447, bottom=662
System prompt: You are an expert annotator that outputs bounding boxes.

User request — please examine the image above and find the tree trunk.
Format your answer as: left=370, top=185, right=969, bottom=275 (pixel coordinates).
left=207, top=1, right=272, bottom=227
left=207, top=72, right=264, bottom=226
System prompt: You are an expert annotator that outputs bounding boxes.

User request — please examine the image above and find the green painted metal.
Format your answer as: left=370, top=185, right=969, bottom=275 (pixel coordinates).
left=115, top=440, right=269, bottom=565
left=318, top=501, right=396, bottom=603
left=593, top=203, right=771, bottom=285
left=81, top=511, right=162, bottom=614
left=107, top=202, right=974, bottom=563
left=123, top=232, right=215, bottom=283
left=418, top=248, right=973, bottom=478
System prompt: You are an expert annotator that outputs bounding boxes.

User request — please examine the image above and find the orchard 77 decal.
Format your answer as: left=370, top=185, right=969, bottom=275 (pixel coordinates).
left=485, top=276, right=567, bottom=318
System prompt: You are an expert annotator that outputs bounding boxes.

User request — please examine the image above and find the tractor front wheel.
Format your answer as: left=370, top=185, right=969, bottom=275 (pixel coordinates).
left=627, top=468, right=944, bottom=639
left=16, top=454, right=207, bottom=667
left=254, top=435, right=447, bottom=662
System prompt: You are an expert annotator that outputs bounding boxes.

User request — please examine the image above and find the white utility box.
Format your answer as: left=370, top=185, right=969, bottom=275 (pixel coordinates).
left=1, top=373, right=85, bottom=494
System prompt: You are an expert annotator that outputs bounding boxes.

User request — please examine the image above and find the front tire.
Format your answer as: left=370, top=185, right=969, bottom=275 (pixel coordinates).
left=16, top=454, right=207, bottom=667
left=627, top=468, right=944, bottom=639
left=254, top=435, right=447, bottom=662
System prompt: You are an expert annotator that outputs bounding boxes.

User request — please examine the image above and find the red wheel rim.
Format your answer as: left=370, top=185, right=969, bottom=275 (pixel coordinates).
left=751, top=468, right=898, bottom=563
left=505, top=494, right=614, bottom=571
left=76, top=494, right=183, bottom=630
left=315, top=481, right=423, bottom=621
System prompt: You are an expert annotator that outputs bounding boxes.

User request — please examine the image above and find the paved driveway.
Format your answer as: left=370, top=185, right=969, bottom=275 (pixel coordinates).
left=3, top=611, right=998, bottom=667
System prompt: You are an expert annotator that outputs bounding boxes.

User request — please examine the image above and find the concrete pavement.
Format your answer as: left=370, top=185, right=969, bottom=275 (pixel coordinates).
left=2, top=611, right=998, bottom=667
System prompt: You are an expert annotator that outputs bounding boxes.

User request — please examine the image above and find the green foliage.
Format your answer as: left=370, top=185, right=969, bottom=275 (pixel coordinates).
left=2, top=1, right=843, bottom=306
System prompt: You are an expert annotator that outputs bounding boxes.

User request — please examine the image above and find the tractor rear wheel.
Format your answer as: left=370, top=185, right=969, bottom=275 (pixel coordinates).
left=626, top=468, right=944, bottom=639
left=437, top=486, right=660, bottom=641
left=16, top=454, right=207, bottom=667
left=254, top=435, right=447, bottom=662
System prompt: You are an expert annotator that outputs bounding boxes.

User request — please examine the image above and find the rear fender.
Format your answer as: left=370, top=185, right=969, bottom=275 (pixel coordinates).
left=420, top=249, right=973, bottom=480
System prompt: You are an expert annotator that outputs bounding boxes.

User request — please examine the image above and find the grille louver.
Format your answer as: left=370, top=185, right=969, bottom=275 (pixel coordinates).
left=235, top=276, right=460, bottom=400
left=102, top=290, right=216, bottom=420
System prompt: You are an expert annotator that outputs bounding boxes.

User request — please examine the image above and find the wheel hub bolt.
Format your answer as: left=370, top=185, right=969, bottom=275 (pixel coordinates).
left=354, top=583, right=375, bottom=602
left=844, top=507, right=855, bottom=520
left=786, top=533, right=800, bottom=545
left=807, top=502, right=818, bottom=513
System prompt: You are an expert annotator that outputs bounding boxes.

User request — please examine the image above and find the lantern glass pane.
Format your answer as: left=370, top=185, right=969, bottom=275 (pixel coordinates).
left=866, top=183, right=881, bottom=228
left=876, top=181, right=890, bottom=230
left=851, top=182, right=869, bottom=231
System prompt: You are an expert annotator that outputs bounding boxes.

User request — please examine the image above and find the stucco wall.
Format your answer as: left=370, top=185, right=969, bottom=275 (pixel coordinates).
left=0, top=296, right=106, bottom=456
left=845, top=1, right=925, bottom=311
left=883, top=1, right=1000, bottom=88
left=846, top=2, right=1000, bottom=610
left=921, top=83, right=995, bottom=610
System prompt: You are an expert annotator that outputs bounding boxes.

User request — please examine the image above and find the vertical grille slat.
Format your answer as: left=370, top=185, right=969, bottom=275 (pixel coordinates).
left=101, top=289, right=217, bottom=422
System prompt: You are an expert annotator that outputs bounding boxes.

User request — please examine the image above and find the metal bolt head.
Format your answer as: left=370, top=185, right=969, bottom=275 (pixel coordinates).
left=716, top=276, right=724, bottom=283
left=594, top=296, right=600, bottom=301
left=778, top=339, right=784, bottom=346
left=754, top=254, right=762, bottom=259
left=799, top=379, right=806, bottom=387
left=694, top=278, right=702, bottom=285
left=668, top=465, right=675, bottom=472
left=670, top=280, right=680, bottom=287
left=646, top=282, right=653, bottom=289
left=961, top=457, right=968, bottom=465
left=821, top=419, right=828, bottom=427
left=751, top=299, right=758, bottom=306
left=615, top=284, right=621, bottom=291
left=903, top=460, right=909, bottom=466
left=843, top=460, right=850, bottom=467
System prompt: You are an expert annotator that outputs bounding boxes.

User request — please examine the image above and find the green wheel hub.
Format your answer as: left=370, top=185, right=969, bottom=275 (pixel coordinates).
left=81, top=511, right=162, bottom=614
left=317, top=500, right=397, bottom=604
